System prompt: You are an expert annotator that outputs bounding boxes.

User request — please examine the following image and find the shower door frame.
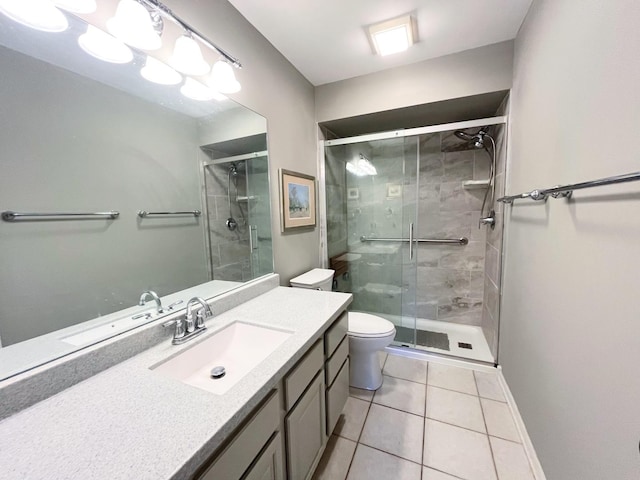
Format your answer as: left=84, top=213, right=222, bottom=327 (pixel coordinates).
left=318, top=115, right=508, bottom=359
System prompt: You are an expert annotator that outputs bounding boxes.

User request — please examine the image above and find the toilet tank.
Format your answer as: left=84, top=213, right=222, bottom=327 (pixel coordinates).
left=290, top=268, right=335, bottom=291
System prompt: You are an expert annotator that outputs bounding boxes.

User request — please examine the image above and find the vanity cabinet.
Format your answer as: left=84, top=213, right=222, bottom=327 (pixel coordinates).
left=243, top=432, right=285, bottom=480
left=324, top=312, right=349, bottom=436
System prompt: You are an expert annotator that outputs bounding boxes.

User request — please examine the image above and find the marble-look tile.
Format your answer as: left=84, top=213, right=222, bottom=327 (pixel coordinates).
left=347, top=444, right=421, bottom=480
left=360, top=403, right=424, bottom=463
left=420, top=133, right=441, bottom=155
left=443, top=151, right=474, bottom=181
left=373, top=375, right=426, bottom=416
left=349, top=387, right=374, bottom=402
left=423, top=419, right=497, bottom=480
left=440, top=182, right=484, bottom=213
left=312, top=435, right=356, bottom=480
left=205, top=195, right=218, bottom=221
left=485, top=244, right=500, bottom=286
left=469, top=270, right=485, bottom=299
left=484, top=275, right=500, bottom=322
left=438, top=312, right=483, bottom=327
left=383, top=354, right=428, bottom=384
left=474, top=150, right=492, bottom=180
left=490, top=437, right=535, bottom=480
left=419, top=153, right=444, bottom=182
left=422, top=467, right=462, bottom=480
left=333, top=397, right=370, bottom=441
left=469, top=211, right=488, bottom=242
left=426, top=386, right=486, bottom=433
left=486, top=204, right=503, bottom=250
left=437, top=296, right=483, bottom=321
left=481, top=398, right=520, bottom=442
left=218, top=241, right=251, bottom=265
left=439, top=240, right=485, bottom=271
left=441, top=130, right=476, bottom=152
left=474, top=371, right=505, bottom=402
left=427, top=363, right=478, bottom=395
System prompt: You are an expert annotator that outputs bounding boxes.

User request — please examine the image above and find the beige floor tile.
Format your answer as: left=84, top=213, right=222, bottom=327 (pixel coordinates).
left=426, top=386, right=486, bottom=433
left=373, top=375, right=426, bottom=416
left=428, top=362, right=478, bottom=395
left=423, top=419, right=497, bottom=480
left=383, top=354, right=428, bottom=384
left=475, top=370, right=506, bottom=401
left=490, top=436, right=535, bottom=480
left=360, top=403, right=424, bottom=463
left=422, top=467, right=460, bottom=479
left=312, top=435, right=357, bottom=480
left=349, top=387, right=374, bottom=402
left=346, top=444, right=421, bottom=480
left=481, top=398, right=520, bottom=442
left=334, top=396, right=370, bottom=441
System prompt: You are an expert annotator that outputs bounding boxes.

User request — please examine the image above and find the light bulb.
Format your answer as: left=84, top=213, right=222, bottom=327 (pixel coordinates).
left=0, top=0, right=68, bottom=32
left=169, top=35, right=210, bottom=76
left=107, top=0, right=161, bottom=51
left=180, top=78, right=226, bottom=102
left=208, top=60, right=241, bottom=94
left=78, top=25, right=133, bottom=64
left=53, top=0, right=96, bottom=13
left=141, top=57, right=182, bottom=85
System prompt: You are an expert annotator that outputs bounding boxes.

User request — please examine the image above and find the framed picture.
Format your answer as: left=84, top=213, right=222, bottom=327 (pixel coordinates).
left=347, top=187, right=359, bottom=200
left=386, top=183, right=402, bottom=198
left=279, top=169, right=316, bottom=232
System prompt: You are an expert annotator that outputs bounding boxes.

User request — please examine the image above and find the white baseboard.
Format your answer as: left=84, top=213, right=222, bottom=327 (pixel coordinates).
left=497, top=366, right=547, bottom=480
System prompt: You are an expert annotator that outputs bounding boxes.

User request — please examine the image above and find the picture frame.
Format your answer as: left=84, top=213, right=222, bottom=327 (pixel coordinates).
left=386, top=183, right=402, bottom=198
left=347, top=187, right=359, bottom=200
left=279, top=169, right=316, bottom=232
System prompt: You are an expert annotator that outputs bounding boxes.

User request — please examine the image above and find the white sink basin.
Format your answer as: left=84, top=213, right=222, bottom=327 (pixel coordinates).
left=151, top=322, right=293, bottom=395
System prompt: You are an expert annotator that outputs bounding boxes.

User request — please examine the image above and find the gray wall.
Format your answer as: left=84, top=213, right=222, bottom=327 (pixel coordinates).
left=315, top=41, right=514, bottom=123
left=501, top=0, right=640, bottom=479
left=167, top=0, right=319, bottom=284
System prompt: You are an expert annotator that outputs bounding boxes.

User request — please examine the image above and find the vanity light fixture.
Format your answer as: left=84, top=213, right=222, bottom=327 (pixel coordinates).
left=140, top=56, right=182, bottom=85
left=0, top=0, right=69, bottom=32
left=180, top=77, right=226, bottom=102
left=346, top=154, right=377, bottom=177
left=53, top=0, right=96, bottom=14
left=208, top=60, right=241, bottom=94
left=368, top=14, right=415, bottom=56
left=107, top=0, right=162, bottom=51
left=169, top=34, right=210, bottom=76
left=78, top=25, right=133, bottom=64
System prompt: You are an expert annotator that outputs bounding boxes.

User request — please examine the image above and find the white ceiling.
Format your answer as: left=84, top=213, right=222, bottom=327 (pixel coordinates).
left=229, top=0, right=533, bottom=86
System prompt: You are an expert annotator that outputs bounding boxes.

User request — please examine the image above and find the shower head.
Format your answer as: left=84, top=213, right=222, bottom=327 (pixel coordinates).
left=228, top=163, right=238, bottom=177
left=454, top=129, right=487, bottom=149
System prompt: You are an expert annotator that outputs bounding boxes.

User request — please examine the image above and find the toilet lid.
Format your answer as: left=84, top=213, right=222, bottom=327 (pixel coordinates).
left=290, top=268, right=334, bottom=288
left=348, top=312, right=396, bottom=338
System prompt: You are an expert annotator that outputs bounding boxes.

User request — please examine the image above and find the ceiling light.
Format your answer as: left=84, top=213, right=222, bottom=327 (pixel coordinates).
left=208, top=60, right=241, bottom=94
left=169, top=34, right=210, bottom=76
left=346, top=154, right=377, bottom=177
left=180, top=78, right=226, bottom=102
left=141, top=57, right=182, bottom=85
left=0, top=0, right=68, bottom=32
left=53, top=0, right=96, bottom=13
left=368, top=15, right=415, bottom=56
left=78, top=25, right=133, bottom=64
left=107, top=0, right=162, bottom=51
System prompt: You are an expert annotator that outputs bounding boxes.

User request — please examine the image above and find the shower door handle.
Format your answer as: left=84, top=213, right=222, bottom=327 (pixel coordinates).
left=409, top=223, right=414, bottom=260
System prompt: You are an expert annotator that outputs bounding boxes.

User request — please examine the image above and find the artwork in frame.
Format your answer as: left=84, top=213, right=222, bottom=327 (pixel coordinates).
left=279, top=169, right=316, bottom=232
left=386, top=183, right=402, bottom=198
left=347, top=187, right=359, bottom=200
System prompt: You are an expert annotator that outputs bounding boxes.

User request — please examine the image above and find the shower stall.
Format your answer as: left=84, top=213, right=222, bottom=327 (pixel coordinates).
left=321, top=117, right=507, bottom=364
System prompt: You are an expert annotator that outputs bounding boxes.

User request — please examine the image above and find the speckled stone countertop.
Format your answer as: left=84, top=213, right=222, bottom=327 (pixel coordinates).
left=0, top=287, right=352, bottom=480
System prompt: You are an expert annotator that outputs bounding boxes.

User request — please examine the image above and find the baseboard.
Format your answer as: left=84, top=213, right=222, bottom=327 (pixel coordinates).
left=497, top=366, right=547, bottom=480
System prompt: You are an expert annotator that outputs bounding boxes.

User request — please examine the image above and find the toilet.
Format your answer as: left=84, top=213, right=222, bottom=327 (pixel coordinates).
left=290, top=268, right=396, bottom=390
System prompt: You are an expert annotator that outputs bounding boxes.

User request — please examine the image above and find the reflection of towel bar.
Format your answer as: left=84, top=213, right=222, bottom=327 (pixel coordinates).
left=137, top=210, right=201, bottom=217
left=360, top=236, right=468, bottom=246
left=2, top=210, right=119, bottom=221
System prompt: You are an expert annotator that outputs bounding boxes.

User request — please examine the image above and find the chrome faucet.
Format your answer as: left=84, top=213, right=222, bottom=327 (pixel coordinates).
left=139, top=290, right=164, bottom=314
left=163, top=296, right=212, bottom=345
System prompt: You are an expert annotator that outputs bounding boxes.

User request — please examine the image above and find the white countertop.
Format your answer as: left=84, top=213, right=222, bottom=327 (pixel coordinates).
left=0, top=287, right=352, bottom=480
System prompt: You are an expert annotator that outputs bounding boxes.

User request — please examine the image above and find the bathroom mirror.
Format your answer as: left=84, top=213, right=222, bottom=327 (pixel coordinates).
left=0, top=7, right=273, bottom=380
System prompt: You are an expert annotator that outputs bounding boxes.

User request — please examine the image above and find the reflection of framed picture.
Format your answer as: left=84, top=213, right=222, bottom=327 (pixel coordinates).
left=279, top=169, right=316, bottom=232
left=386, top=183, right=402, bottom=198
left=347, top=187, right=359, bottom=200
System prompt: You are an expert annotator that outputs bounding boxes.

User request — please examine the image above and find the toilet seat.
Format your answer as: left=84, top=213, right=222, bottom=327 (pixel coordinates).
left=348, top=312, right=395, bottom=338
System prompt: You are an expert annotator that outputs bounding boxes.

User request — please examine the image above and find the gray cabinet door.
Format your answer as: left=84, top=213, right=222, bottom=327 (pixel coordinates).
left=243, top=432, right=284, bottom=480
left=285, top=372, right=326, bottom=480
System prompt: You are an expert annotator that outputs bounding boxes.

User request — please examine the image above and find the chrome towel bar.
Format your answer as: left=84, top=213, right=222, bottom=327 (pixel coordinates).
left=2, top=211, right=119, bottom=221
left=498, top=171, right=640, bottom=204
left=360, top=236, right=468, bottom=246
left=137, top=210, right=201, bottom=217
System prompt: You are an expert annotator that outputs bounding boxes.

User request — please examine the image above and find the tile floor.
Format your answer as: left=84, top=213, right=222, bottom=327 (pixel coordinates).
left=313, top=352, right=536, bottom=480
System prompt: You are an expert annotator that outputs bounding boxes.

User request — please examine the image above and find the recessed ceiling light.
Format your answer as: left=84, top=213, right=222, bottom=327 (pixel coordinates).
left=368, top=14, right=415, bottom=56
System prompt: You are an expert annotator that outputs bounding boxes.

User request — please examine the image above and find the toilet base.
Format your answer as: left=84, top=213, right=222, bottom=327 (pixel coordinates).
left=349, top=349, right=383, bottom=390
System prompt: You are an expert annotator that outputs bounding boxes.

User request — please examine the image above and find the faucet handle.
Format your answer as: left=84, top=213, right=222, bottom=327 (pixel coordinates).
left=195, top=308, right=207, bottom=329
left=167, top=300, right=184, bottom=311
left=163, top=318, right=186, bottom=339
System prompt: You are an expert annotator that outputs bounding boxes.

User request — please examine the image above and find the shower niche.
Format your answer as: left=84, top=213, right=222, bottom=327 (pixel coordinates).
left=322, top=116, right=507, bottom=364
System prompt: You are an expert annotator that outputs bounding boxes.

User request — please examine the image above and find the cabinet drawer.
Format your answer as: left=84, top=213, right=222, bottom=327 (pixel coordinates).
left=200, top=390, right=280, bottom=480
left=242, top=432, right=284, bottom=480
left=326, top=358, right=349, bottom=436
left=325, top=336, right=348, bottom=388
left=324, top=311, right=348, bottom=357
left=284, top=339, right=323, bottom=411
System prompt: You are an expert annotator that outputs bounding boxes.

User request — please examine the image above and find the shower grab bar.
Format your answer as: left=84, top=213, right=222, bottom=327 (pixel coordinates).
left=137, top=210, right=201, bottom=217
left=360, top=235, right=468, bottom=246
left=497, top=171, right=640, bottom=204
left=2, top=210, right=119, bottom=221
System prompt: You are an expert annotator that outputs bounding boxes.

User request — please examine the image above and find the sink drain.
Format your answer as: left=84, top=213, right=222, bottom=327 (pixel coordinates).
left=210, top=366, right=226, bottom=379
